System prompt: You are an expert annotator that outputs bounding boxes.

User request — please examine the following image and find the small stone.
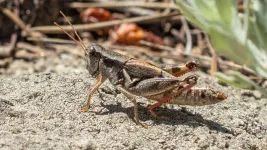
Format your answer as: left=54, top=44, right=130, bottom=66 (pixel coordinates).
left=253, top=91, right=262, bottom=100
left=78, top=140, right=96, bottom=150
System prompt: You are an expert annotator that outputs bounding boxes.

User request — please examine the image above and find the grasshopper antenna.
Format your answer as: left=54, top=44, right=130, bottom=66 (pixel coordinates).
left=59, top=11, right=86, bottom=50
left=54, top=11, right=88, bottom=56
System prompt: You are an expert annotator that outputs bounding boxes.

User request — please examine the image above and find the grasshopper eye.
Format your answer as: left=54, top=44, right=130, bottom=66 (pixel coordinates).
left=88, top=46, right=96, bottom=53
left=88, top=43, right=104, bottom=54
left=186, top=59, right=198, bottom=70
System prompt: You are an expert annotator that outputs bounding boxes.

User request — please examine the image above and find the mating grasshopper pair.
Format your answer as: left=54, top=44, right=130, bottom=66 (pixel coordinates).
left=55, top=12, right=227, bottom=128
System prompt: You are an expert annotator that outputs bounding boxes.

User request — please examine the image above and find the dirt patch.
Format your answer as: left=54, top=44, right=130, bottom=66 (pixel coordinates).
left=0, top=72, right=266, bottom=149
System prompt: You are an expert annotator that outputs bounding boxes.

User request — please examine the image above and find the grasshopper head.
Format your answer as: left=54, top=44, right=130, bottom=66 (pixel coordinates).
left=86, top=44, right=104, bottom=77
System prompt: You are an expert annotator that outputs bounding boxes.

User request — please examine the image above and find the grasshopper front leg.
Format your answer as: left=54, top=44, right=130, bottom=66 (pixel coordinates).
left=81, top=74, right=106, bottom=112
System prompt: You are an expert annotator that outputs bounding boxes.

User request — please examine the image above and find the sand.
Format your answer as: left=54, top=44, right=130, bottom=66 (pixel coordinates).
left=1, top=72, right=266, bottom=149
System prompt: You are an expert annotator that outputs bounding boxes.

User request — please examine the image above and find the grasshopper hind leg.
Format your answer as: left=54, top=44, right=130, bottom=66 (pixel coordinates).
left=160, top=60, right=198, bottom=77
left=147, top=100, right=169, bottom=120
left=148, top=76, right=197, bottom=119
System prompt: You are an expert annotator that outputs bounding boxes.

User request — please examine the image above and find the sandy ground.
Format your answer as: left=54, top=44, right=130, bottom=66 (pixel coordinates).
left=0, top=52, right=267, bottom=149
left=0, top=70, right=267, bottom=149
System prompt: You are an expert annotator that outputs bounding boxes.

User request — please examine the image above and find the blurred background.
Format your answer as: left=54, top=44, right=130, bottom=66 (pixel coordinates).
left=0, top=0, right=266, bottom=96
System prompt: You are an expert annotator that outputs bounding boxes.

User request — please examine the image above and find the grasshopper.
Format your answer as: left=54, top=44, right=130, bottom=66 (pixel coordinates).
left=54, top=11, right=227, bottom=128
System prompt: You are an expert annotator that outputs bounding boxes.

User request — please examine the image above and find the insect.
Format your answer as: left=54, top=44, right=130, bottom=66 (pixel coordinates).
left=54, top=11, right=227, bottom=128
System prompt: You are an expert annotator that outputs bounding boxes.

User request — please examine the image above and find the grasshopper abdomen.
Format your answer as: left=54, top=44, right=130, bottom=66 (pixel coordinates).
left=168, top=87, right=227, bottom=106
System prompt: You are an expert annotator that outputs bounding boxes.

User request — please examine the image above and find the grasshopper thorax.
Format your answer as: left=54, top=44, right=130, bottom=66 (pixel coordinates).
left=86, top=43, right=132, bottom=79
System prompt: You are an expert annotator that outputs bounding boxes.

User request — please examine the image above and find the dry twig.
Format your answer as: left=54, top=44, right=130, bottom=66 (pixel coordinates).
left=68, top=2, right=177, bottom=10
left=0, top=7, right=42, bottom=38
left=27, top=37, right=76, bottom=44
left=139, top=40, right=254, bottom=74
left=181, top=17, right=192, bottom=55
left=14, top=51, right=41, bottom=59
left=31, top=12, right=179, bottom=34
left=0, top=58, right=12, bottom=67
left=119, top=7, right=158, bottom=16
left=206, top=36, right=218, bottom=76
left=0, top=2, right=19, bottom=57
left=47, top=43, right=84, bottom=57
left=0, top=33, right=17, bottom=57
left=16, top=42, right=47, bottom=57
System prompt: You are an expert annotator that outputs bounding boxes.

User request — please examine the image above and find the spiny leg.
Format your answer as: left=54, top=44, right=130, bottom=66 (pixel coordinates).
left=126, top=74, right=198, bottom=97
left=160, top=60, right=198, bottom=77
left=81, top=74, right=106, bottom=112
left=147, top=99, right=168, bottom=108
left=116, top=86, right=148, bottom=128
left=148, top=76, right=197, bottom=119
left=120, top=67, right=195, bottom=97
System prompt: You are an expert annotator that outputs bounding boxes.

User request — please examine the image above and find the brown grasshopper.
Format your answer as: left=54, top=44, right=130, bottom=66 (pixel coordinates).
left=54, top=11, right=227, bottom=128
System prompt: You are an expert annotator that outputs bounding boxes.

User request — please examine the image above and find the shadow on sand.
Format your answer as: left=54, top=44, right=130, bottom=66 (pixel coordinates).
left=97, top=101, right=233, bottom=134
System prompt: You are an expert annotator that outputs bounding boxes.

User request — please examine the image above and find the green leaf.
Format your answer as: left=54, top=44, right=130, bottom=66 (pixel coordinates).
left=191, top=0, right=219, bottom=21
left=215, top=0, right=236, bottom=25
left=175, top=0, right=208, bottom=31
left=175, top=0, right=267, bottom=96
left=215, top=72, right=253, bottom=89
